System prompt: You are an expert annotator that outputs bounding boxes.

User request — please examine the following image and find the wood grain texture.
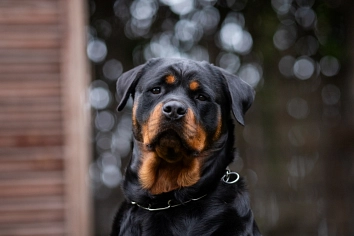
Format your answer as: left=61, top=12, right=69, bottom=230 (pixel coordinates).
left=0, top=0, right=92, bottom=235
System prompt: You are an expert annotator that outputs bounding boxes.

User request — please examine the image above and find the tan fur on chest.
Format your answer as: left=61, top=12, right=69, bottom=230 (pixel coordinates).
left=138, top=150, right=201, bottom=195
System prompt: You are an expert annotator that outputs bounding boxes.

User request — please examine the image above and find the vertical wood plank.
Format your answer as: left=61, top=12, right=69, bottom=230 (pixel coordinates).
left=60, top=0, right=93, bottom=235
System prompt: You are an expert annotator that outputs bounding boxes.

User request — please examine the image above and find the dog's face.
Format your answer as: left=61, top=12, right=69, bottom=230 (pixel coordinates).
left=132, top=61, right=228, bottom=161
left=117, top=58, right=254, bottom=195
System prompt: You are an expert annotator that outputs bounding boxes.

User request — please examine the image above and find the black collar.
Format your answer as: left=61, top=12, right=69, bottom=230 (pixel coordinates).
left=130, top=169, right=239, bottom=211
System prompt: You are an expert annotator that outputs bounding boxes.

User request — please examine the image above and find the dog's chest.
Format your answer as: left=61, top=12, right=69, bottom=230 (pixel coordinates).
left=118, top=204, right=224, bottom=236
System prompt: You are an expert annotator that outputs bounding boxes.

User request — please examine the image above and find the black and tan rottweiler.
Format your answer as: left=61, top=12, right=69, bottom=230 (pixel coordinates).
left=111, top=58, right=261, bottom=236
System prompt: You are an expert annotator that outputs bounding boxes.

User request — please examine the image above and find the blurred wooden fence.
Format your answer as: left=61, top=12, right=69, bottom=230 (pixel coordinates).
left=0, top=0, right=92, bottom=235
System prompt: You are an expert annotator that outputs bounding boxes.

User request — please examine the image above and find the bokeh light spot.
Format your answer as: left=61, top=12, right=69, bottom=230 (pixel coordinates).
left=321, top=84, right=340, bottom=105
left=219, top=21, right=253, bottom=54
left=96, top=132, right=113, bottom=151
left=89, top=81, right=111, bottom=110
left=191, top=7, right=220, bottom=34
left=238, top=64, right=262, bottom=88
left=293, top=56, right=315, bottom=80
left=175, top=19, right=202, bottom=43
left=287, top=97, right=309, bottom=119
left=101, top=165, right=122, bottom=188
left=87, top=39, right=107, bottom=63
left=130, top=0, right=158, bottom=21
left=188, top=45, right=209, bottom=61
left=103, top=59, right=123, bottom=80
left=95, top=110, right=116, bottom=132
left=279, top=55, right=295, bottom=77
left=101, top=152, right=121, bottom=169
left=220, top=23, right=243, bottom=51
left=288, top=126, right=305, bottom=147
left=217, top=52, right=240, bottom=74
left=288, top=154, right=318, bottom=178
left=271, top=0, right=293, bottom=15
left=160, top=0, right=194, bottom=15
left=320, top=56, right=340, bottom=77
left=295, top=7, right=316, bottom=29
left=273, top=25, right=297, bottom=50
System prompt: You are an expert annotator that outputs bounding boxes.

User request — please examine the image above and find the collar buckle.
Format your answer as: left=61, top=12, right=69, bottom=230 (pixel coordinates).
left=221, top=169, right=240, bottom=184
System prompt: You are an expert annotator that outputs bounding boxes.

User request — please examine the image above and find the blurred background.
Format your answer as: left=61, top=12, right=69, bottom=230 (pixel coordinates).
left=87, top=0, right=354, bottom=235
left=0, top=0, right=353, bottom=236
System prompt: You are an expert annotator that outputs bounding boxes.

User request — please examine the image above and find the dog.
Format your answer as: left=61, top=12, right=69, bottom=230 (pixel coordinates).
left=111, top=58, right=261, bottom=236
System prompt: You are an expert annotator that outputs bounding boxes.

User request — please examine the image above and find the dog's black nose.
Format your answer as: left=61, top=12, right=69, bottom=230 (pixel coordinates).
left=162, top=101, right=187, bottom=120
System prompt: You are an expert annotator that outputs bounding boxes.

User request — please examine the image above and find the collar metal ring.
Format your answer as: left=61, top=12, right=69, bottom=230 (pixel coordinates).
left=222, top=170, right=240, bottom=184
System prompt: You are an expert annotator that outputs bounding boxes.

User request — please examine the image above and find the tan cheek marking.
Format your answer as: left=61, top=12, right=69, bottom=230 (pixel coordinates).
left=189, top=81, right=200, bottom=91
left=141, top=103, right=163, bottom=144
left=165, top=75, right=176, bottom=84
left=138, top=151, right=160, bottom=190
left=213, top=108, right=222, bottom=141
left=132, top=101, right=141, bottom=140
left=132, top=100, right=138, bottom=128
left=184, top=109, right=206, bottom=152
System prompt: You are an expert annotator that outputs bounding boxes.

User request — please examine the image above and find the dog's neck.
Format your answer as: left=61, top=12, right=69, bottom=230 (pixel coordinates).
left=122, top=121, right=236, bottom=205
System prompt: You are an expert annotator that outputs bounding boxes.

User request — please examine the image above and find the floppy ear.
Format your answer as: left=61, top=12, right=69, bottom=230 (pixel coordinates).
left=219, top=68, right=255, bottom=126
left=116, top=64, right=145, bottom=111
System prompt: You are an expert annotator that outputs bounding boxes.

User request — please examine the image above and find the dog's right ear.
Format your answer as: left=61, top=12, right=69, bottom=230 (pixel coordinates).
left=116, top=64, right=145, bottom=111
left=217, top=67, right=255, bottom=126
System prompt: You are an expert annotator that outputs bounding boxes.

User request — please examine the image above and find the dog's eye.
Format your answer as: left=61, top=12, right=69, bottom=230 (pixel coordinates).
left=196, top=94, right=207, bottom=101
left=151, top=87, right=161, bottom=94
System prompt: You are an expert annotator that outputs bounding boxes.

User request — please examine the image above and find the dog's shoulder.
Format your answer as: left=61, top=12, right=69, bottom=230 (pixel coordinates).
left=204, top=177, right=261, bottom=235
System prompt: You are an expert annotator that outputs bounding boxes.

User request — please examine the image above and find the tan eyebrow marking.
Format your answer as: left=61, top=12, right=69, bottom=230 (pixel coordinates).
left=165, top=75, right=176, bottom=84
left=189, top=80, right=200, bottom=91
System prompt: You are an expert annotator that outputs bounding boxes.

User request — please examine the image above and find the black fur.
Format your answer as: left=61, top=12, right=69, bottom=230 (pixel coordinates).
left=111, top=58, right=261, bottom=236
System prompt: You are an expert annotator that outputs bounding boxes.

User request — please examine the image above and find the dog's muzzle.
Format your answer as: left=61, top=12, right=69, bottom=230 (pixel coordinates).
left=162, top=100, right=187, bottom=120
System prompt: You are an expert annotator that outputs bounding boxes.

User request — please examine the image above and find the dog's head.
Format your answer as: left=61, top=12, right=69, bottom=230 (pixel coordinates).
left=117, top=58, right=254, bottom=195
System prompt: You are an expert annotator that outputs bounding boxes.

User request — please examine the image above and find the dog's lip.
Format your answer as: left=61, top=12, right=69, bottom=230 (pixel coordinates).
left=153, top=129, right=182, bottom=145
left=149, top=129, right=192, bottom=152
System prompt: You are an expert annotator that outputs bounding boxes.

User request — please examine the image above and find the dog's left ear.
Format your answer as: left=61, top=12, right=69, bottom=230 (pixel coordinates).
left=218, top=67, right=255, bottom=126
left=116, top=64, right=145, bottom=111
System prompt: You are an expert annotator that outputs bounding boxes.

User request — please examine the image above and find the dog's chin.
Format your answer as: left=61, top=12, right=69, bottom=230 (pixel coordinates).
left=153, top=131, right=187, bottom=163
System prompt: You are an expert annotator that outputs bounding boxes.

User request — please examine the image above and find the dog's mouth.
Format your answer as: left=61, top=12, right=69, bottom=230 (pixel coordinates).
left=151, top=130, right=190, bottom=163
left=138, top=128, right=202, bottom=194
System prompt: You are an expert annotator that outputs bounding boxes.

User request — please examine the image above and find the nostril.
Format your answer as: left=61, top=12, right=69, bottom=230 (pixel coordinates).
left=177, top=107, right=186, bottom=115
left=163, top=105, right=172, bottom=113
left=162, top=101, right=187, bottom=120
